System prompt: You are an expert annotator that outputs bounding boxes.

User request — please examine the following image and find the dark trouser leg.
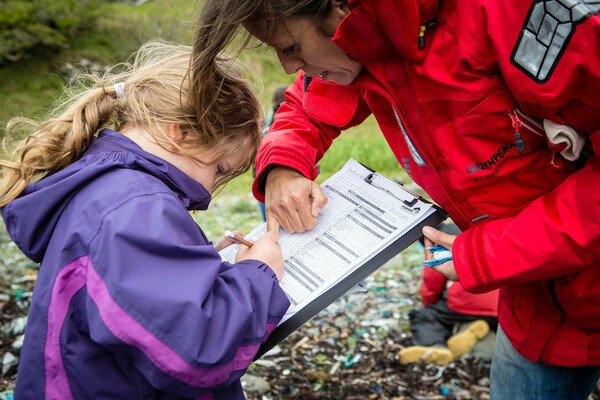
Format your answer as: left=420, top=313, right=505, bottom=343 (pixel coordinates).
left=409, top=299, right=496, bottom=346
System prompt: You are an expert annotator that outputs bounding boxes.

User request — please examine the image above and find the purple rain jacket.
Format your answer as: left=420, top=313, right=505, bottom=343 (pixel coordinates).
left=2, top=129, right=290, bottom=400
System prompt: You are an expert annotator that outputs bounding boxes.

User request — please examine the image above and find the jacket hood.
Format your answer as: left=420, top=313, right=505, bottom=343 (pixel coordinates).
left=337, top=0, right=438, bottom=63
left=1, top=129, right=211, bottom=262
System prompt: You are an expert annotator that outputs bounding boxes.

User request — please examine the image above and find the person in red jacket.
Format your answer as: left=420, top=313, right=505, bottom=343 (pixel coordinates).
left=400, top=222, right=499, bottom=366
left=193, top=0, right=600, bottom=398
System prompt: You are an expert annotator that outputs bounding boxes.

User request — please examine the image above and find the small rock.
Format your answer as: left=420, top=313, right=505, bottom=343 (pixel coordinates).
left=2, top=353, right=18, bottom=376
left=241, top=374, right=271, bottom=394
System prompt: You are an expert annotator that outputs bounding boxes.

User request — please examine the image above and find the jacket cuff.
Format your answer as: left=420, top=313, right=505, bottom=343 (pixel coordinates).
left=452, top=226, right=496, bottom=293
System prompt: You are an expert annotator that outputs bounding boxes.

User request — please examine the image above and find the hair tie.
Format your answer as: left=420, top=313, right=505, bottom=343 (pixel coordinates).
left=113, top=82, right=126, bottom=99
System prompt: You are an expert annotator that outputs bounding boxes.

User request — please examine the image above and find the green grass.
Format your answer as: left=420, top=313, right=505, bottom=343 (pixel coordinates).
left=317, top=116, right=404, bottom=182
left=0, top=0, right=200, bottom=127
left=0, top=0, right=294, bottom=128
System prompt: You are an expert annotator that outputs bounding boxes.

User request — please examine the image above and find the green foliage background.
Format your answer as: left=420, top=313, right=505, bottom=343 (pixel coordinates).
left=0, top=0, right=404, bottom=242
left=0, top=0, right=103, bottom=65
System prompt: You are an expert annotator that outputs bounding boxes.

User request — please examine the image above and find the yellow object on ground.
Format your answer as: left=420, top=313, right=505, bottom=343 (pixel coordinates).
left=447, top=320, right=490, bottom=358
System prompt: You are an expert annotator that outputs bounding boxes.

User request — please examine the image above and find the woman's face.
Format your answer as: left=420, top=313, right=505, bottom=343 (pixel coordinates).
left=252, top=4, right=363, bottom=85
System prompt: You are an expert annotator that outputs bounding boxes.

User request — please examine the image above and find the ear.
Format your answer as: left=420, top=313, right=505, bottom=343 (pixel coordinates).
left=167, top=123, right=185, bottom=143
left=331, top=0, right=350, bottom=15
left=323, top=0, right=349, bottom=35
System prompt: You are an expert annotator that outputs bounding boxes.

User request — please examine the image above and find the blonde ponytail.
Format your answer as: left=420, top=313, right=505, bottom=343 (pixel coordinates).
left=1, top=41, right=262, bottom=206
left=0, top=82, right=118, bottom=207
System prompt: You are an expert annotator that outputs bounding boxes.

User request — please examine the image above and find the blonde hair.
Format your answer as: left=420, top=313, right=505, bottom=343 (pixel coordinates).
left=0, top=41, right=261, bottom=207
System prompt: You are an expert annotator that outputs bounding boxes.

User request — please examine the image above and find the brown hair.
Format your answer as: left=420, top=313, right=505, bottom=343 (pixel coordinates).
left=191, top=0, right=334, bottom=114
left=0, top=41, right=261, bottom=206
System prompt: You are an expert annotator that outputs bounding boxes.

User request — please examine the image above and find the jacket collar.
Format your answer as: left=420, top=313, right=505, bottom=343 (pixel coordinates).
left=92, top=129, right=211, bottom=211
left=334, top=0, right=438, bottom=63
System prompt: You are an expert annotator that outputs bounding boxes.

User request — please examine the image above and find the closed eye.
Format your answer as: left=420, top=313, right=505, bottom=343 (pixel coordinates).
left=282, top=45, right=298, bottom=56
left=217, top=165, right=229, bottom=176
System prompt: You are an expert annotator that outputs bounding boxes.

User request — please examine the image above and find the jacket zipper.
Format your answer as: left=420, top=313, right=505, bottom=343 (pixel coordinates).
left=392, top=106, right=427, bottom=166
left=506, top=109, right=526, bottom=154
left=391, top=102, right=484, bottom=225
left=515, top=108, right=545, bottom=137
left=507, top=108, right=564, bottom=169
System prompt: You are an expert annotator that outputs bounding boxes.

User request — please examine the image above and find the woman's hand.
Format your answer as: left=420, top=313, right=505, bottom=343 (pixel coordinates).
left=264, top=166, right=328, bottom=233
left=422, top=225, right=459, bottom=281
left=235, top=229, right=284, bottom=280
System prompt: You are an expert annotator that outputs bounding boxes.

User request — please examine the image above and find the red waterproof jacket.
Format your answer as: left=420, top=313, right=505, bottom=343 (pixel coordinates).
left=421, top=267, right=498, bottom=317
left=254, top=0, right=600, bottom=366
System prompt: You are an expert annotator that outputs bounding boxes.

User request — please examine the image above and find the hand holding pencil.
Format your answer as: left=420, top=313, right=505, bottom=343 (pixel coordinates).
left=224, top=230, right=255, bottom=247
left=231, top=229, right=284, bottom=281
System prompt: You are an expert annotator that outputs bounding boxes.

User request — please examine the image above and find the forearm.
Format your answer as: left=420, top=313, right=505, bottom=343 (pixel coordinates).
left=453, top=158, right=600, bottom=292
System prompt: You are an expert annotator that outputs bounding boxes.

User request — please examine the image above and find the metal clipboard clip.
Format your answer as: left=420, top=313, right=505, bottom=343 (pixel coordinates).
left=364, top=172, right=419, bottom=207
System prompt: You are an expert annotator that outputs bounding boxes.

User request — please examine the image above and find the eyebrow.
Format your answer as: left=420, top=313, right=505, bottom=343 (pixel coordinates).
left=266, top=37, right=293, bottom=50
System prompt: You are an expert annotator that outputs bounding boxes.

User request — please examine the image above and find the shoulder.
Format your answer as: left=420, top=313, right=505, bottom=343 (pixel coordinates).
left=82, top=169, right=203, bottom=252
left=82, top=166, right=174, bottom=202
left=69, top=167, right=183, bottom=228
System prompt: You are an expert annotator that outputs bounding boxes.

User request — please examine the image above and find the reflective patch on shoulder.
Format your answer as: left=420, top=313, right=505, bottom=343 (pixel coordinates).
left=512, top=0, right=600, bottom=82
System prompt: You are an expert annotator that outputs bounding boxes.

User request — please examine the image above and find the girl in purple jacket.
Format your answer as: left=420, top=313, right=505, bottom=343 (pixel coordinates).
left=0, top=41, right=290, bottom=399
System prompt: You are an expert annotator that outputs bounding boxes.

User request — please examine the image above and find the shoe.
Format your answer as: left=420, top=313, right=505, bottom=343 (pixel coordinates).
left=446, top=320, right=490, bottom=358
left=398, top=345, right=454, bottom=366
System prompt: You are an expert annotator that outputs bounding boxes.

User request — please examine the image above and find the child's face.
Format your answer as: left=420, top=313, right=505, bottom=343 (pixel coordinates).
left=176, top=147, right=247, bottom=194
left=120, top=125, right=249, bottom=193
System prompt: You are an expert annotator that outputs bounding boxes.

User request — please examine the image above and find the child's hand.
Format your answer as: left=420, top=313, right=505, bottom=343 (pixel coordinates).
left=422, top=226, right=459, bottom=281
left=213, top=230, right=241, bottom=252
left=235, top=229, right=284, bottom=280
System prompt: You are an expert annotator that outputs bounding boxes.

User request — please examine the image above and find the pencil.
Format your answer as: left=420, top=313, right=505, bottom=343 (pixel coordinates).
left=224, top=230, right=255, bottom=247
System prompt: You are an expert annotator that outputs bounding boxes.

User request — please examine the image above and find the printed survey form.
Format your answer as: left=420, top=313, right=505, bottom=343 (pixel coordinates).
left=219, top=158, right=436, bottom=324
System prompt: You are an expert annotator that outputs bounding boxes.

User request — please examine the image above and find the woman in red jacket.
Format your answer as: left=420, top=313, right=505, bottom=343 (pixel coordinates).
left=193, top=0, right=600, bottom=398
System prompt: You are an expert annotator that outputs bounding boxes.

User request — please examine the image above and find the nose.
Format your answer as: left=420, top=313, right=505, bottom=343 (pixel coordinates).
left=277, top=52, right=303, bottom=75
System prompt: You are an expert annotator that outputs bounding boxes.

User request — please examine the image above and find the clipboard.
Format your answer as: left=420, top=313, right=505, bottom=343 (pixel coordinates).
left=219, top=159, right=448, bottom=360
